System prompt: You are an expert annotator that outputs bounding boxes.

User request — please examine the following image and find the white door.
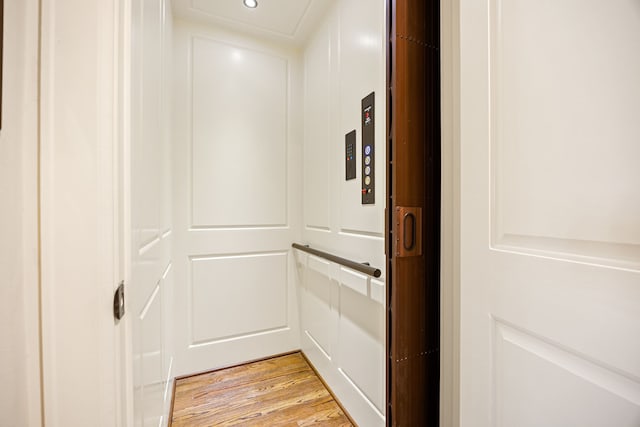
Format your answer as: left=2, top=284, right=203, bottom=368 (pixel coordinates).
left=459, top=1, right=640, bottom=426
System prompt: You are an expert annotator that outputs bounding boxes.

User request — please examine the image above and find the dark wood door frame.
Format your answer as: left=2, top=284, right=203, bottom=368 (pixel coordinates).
left=386, top=0, right=441, bottom=425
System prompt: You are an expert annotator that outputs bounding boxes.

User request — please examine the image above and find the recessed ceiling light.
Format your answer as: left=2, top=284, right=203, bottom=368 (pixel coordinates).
left=243, top=0, right=258, bottom=8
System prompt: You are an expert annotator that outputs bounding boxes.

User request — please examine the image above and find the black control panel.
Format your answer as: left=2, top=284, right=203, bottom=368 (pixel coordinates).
left=361, top=92, right=375, bottom=204
left=345, top=130, right=356, bottom=180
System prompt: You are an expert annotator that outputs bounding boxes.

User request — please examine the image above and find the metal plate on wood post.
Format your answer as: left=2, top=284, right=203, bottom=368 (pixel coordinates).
left=395, top=206, right=422, bottom=257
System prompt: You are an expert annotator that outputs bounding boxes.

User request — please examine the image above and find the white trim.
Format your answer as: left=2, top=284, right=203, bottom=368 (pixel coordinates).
left=39, top=0, right=123, bottom=424
left=1, top=0, right=44, bottom=424
left=116, top=0, right=134, bottom=424
left=441, top=0, right=461, bottom=426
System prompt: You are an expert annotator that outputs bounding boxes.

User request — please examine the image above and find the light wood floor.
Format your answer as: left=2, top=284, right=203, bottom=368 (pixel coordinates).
left=170, top=352, right=355, bottom=426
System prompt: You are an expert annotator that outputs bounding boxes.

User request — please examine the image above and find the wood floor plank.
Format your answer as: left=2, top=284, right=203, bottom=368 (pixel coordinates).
left=171, top=352, right=355, bottom=426
left=174, top=372, right=324, bottom=421
left=176, top=353, right=311, bottom=395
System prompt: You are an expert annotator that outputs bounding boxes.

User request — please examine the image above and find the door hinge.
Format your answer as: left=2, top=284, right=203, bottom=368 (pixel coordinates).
left=113, top=281, right=125, bottom=322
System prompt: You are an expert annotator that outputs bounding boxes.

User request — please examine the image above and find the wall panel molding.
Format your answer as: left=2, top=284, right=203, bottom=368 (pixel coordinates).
left=189, top=35, right=289, bottom=229
left=493, top=319, right=640, bottom=426
left=172, top=20, right=302, bottom=377
left=489, top=0, right=640, bottom=271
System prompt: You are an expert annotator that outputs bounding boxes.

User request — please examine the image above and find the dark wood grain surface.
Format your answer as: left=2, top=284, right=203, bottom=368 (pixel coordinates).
left=387, top=0, right=441, bottom=424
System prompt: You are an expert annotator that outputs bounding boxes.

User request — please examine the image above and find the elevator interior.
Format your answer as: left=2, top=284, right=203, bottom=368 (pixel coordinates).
left=130, top=0, right=388, bottom=425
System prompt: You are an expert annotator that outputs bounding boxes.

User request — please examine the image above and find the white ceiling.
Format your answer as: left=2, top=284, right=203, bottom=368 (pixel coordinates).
left=172, top=0, right=335, bottom=46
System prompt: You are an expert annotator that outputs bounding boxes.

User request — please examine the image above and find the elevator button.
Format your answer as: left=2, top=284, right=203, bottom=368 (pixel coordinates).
left=365, top=156, right=371, bottom=165
left=365, top=166, right=371, bottom=176
left=365, top=176, right=371, bottom=186
left=365, top=145, right=372, bottom=155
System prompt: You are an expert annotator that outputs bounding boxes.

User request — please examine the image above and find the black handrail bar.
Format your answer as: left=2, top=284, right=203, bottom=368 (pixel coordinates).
left=291, top=243, right=382, bottom=278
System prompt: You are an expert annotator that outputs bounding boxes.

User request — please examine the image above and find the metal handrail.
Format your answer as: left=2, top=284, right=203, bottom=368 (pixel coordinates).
left=291, top=243, right=382, bottom=278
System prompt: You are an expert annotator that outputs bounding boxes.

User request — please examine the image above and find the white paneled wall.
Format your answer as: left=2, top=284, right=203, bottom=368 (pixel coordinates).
left=297, top=1, right=387, bottom=426
left=130, top=0, right=174, bottom=425
left=171, top=20, right=302, bottom=376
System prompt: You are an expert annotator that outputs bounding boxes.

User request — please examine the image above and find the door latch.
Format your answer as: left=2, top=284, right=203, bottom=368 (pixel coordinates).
left=395, top=206, right=422, bottom=257
left=113, top=281, right=125, bottom=322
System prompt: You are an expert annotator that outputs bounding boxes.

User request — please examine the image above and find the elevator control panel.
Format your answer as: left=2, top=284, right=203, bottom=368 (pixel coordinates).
left=345, top=130, right=356, bottom=180
left=361, top=92, right=375, bottom=204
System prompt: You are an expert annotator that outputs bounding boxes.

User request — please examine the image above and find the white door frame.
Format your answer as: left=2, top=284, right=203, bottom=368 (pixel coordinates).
left=440, top=0, right=461, bottom=426
left=2, top=0, right=43, bottom=425
left=38, top=0, right=130, bottom=425
left=118, top=0, right=135, bottom=423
